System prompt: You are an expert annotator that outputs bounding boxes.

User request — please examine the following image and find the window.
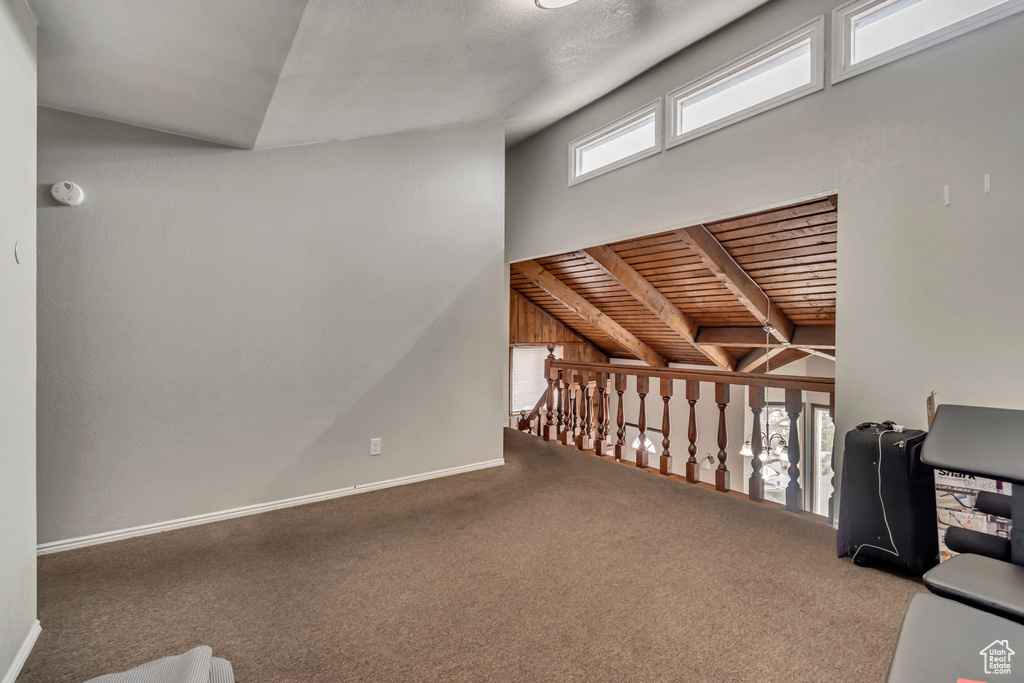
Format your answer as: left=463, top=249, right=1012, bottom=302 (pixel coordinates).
left=630, top=435, right=657, bottom=455
left=568, top=100, right=661, bottom=186
left=760, top=404, right=793, bottom=506
left=811, top=405, right=835, bottom=518
left=666, top=17, right=824, bottom=149
left=510, top=346, right=561, bottom=413
left=833, top=0, right=1024, bottom=83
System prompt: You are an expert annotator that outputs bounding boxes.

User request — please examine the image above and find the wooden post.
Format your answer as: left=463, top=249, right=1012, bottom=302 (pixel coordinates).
left=577, top=372, right=592, bottom=451
left=636, top=376, right=650, bottom=468
left=748, top=386, right=766, bottom=502
left=828, top=393, right=836, bottom=523
left=561, top=372, right=576, bottom=448
left=555, top=370, right=564, bottom=438
left=685, top=380, right=700, bottom=483
left=614, top=373, right=626, bottom=461
left=660, top=377, right=673, bottom=475
left=595, top=373, right=608, bottom=456
left=544, top=344, right=557, bottom=441
left=715, top=383, right=730, bottom=492
left=604, top=383, right=611, bottom=448
left=786, top=388, right=803, bottom=513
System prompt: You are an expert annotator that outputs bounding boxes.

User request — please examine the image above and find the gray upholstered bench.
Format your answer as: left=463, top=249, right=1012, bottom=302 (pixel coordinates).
left=888, top=594, right=1024, bottom=682
left=925, top=552, right=1024, bottom=623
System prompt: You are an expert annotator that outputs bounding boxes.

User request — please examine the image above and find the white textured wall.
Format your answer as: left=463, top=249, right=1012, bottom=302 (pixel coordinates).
left=0, top=0, right=37, bottom=675
left=507, top=0, right=1024, bottom=508
left=37, top=110, right=506, bottom=543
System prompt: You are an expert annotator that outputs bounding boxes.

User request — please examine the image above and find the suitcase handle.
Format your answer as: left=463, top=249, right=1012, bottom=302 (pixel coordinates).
left=855, top=420, right=897, bottom=431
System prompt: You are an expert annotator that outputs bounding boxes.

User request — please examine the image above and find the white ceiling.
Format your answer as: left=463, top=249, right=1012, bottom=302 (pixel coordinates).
left=30, top=0, right=770, bottom=149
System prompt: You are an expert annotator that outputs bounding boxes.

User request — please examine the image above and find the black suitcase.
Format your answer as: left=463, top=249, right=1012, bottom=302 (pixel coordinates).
left=841, top=421, right=938, bottom=574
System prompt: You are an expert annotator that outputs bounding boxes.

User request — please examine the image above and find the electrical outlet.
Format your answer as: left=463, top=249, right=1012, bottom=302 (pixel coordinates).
left=370, top=438, right=382, bottom=456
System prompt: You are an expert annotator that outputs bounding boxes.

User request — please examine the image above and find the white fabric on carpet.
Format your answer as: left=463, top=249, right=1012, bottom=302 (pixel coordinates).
left=84, top=646, right=234, bottom=683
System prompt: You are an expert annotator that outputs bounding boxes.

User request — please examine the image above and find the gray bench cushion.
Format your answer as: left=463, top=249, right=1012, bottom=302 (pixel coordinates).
left=925, top=552, right=1024, bottom=623
left=888, top=594, right=1024, bottom=682
left=922, top=404, right=1024, bottom=483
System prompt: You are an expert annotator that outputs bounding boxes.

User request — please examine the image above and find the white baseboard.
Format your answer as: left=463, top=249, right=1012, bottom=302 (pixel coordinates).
left=37, top=458, right=504, bottom=556
left=2, top=620, right=40, bottom=683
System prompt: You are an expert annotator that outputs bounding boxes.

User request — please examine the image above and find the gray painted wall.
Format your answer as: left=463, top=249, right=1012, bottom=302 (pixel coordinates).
left=37, top=111, right=506, bottom=543
left=0, top=0, right=37, bottom=675
left=507, top=0, right=1024, bottom=502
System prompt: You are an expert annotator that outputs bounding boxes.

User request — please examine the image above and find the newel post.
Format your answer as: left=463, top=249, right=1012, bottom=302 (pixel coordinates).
left=785, top=388, right=804, bottom=513
left=748, top=386, right=766, bottom=503
left=685, top=380, right=700, bottom=483
left=715, top=382, right=730, bottom=492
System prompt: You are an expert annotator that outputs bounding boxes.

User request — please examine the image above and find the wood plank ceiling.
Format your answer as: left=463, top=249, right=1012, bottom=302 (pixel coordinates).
left=509, top=196, right=837, bottom=372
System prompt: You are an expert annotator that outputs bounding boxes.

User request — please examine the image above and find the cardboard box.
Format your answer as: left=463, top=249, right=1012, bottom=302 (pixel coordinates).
left=935, top=470, right=1012, bottom=563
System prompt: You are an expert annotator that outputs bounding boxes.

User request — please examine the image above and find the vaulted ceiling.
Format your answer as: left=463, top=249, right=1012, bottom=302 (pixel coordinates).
left=510, top=197, right=838, bottom=371
left=28, top=0, right=771, bottom=149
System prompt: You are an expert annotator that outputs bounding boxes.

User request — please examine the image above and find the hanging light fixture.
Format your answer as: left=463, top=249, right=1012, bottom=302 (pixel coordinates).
left=741, top=431, right=771, bottom=458
left=535, top=0, right=580, bottom=8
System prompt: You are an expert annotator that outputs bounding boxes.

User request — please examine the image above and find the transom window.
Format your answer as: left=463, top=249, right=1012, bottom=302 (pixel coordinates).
left=667, top=17, right=824, bottom=149
left=833, top=0, right=1024, bottom=82
left=568, top=100, right=661, bottom=186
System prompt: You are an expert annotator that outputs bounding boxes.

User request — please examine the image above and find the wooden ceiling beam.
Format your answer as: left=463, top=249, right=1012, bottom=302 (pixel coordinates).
left=696, top=326, right=836, bottom=349
left=746, top=348, right=810, bottom=375
left=676, top=224, right=796, bottom=344
left=511, top=260, right=667, bottom=367
left=736, top=347, right=784, bottom=373
left=581, top=246, right=736, bottom=371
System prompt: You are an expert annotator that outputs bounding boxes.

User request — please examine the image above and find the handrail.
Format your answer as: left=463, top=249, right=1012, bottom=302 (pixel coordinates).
left=534, top=351, right=837, bottom=519
left=524, top=390, right=547, bottom=423
left=517, top=390, right=548, bottom=432
left=549, top=360, right=834, bottom=394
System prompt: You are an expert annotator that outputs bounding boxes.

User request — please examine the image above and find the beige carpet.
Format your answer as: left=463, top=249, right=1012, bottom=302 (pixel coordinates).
left=20, top=429, right=923, bottom=682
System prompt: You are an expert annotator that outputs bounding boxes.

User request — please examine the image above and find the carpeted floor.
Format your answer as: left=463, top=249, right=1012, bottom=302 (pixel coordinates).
left=20, top=429, right=923, bottom=682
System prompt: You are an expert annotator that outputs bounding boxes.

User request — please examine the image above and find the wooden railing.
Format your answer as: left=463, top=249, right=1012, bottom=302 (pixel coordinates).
left=519, top=344, right=836, bottom=517
left=517, top=390, right=548, bottom=435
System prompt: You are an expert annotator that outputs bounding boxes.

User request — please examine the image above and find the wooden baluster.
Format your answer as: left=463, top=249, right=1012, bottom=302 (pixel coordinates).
left=636, top=376, right=650, bottom=468
left=685, top=380, right=700, bottom=483
left=614, top=374, right=626, bottom=461
left=561, top=372, right=576, bottom=448
left=748, top=386, right=766, bottom=502
left=544, top=344, right=557, bottom=441
left=577, top=373, right=592, bottom=451
left=587, top=379, right=597, bottom=448
left=572, top=375, right=582, bottom=444
left=573, top=376, right=583, bottom=444
left=785, top=388, right=804, bottom=513
left=555, top=370, right=564, bottom=438
left=518, top=409, right=528, bottom=432
left=828, top=392, right=836, bottom=523
left=715, top=383, right=730, bottom=492
left=595, top=373, right=608, bottom=456
left=660, top=377, right=673, bottom=475
left=604, top=381, right=611, bottom=447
